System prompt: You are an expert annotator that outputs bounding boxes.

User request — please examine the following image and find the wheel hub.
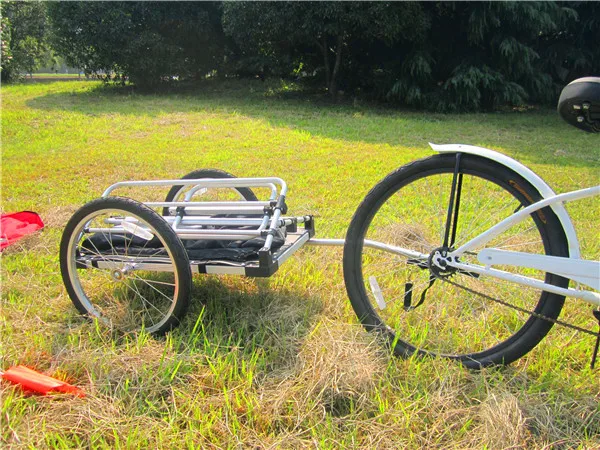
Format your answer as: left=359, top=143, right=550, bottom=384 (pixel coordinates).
left=110, top=265, right=133, bottom=281
left=428, top=247, right=456, bottom=279
left=111, top=269, right=125, bottom=281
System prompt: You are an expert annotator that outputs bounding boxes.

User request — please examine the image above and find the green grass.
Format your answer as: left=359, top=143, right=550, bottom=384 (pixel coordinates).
left=2, top=79, right=599, bottom=448
left=29, top=73, right=84, bottom=79
left=31, top=73, right=82, bottom=77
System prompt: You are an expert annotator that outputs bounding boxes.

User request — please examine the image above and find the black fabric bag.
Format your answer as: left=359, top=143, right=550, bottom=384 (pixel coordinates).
left=82, top=232, right=285, bottom=263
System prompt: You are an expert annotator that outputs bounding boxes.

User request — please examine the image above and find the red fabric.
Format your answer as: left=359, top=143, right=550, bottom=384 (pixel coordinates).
left=0, top=212, right=44, bottom=250
left=1, top=365, right=85, bottom=397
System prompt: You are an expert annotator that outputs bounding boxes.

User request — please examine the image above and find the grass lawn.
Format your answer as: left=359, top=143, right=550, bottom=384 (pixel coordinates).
left=2, top=79, right=599, bottom=448
left=31, top=73, right=82, bottom=77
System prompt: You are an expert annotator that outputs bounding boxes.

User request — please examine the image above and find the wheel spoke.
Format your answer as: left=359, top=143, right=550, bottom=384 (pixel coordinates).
left=122, top=278, right=161, bottom=325
left=129, top=273, right=176, bottom=304
left=344, top=155, right=565, bottom=366
left=61, top=199, right=190, bottom=334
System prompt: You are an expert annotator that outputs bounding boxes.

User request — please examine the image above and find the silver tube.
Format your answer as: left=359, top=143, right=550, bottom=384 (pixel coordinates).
left=275, top=232, right=311, bottom=266
left=171, top=228, right=261, bottom=236
left=169, top=217, right=265, bottom=226
left=363, top=239, right=427, bottom=259
left=184, top=185, right=205, bottom=202
left=258, top=215, right=270, bottom=231
left=146, top=201, right=270, bottom=207
left=306, top=238, right=345, bottom=246
left=184, top=182, right=278, bottom=201
left=267, top=184, right=278, bottom=201
left=263, top=207, right=283, bottom=250
left=105, top=217, right=265, bottom=227
left=305, top=238, right=429, bottom=260
left=176, top=234, right=257, bottom=241
left=102, top=177, right=287, bottom=197
left=88, top=227, right=261, bottom=237
left=172, top=215, right=183, bottom=230
left=86, top=260, right=176, bottom=273
left=279, top=216, right=309, bottom=226
left=150, top=205, right=267, bottom=216
left=106, top=216, right=306, bottom=231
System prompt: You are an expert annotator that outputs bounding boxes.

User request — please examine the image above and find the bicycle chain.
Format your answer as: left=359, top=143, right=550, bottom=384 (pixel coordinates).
left=443, top=278, right=600, bottom=338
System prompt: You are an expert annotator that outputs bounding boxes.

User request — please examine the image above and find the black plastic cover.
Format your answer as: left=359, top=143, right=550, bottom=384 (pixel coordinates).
left=557, top=77, right=600, bottom=133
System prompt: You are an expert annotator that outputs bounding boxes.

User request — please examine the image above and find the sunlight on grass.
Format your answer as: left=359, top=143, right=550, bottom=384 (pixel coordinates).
left=1, top=80, right=598, bottom=448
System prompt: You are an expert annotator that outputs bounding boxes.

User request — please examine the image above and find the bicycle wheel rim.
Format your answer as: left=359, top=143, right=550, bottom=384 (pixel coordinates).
left=345, top=155, right=567, bottom=364
left=64, top=205, right=183, bottom=333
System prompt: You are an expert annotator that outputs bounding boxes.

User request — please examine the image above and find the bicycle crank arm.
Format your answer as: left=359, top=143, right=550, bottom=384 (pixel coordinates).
left=406, top=258, right=479, bottom=278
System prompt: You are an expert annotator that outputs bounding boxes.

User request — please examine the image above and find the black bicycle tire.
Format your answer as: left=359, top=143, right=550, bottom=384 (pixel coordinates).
left=343, top=153, right=570, bottom=368
left=60, top=196, right=192, bottom=335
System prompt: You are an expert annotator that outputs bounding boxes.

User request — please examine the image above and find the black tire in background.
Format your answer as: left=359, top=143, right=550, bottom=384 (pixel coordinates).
left=162, top=169, right=258, bottom=216
left=343, top=153, right=570, bottom=368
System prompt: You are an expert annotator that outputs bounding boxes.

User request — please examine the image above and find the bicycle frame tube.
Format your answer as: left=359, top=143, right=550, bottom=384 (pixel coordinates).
left=430, top=143, right=582, bottom=258
left=477, top=250, right=599, bottom=291
left=449, top=260, right=600, bottom=306
left=445, top=186, right=600, bottom=306
left=449, top=186, right=599, bottom=257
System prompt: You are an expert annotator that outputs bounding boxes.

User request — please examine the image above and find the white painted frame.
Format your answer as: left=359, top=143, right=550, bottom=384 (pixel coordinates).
left=429, top=143, right=583, bottom=258
left=427, top=144, right=600, bottom=307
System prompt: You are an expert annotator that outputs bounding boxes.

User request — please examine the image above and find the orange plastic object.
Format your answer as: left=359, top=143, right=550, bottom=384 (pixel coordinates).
left=1, top=365, right=85, bottom=397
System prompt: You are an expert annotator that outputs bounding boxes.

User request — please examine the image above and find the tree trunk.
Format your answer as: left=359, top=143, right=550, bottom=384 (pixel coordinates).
left=316, top=36, right=331, bottom=91
left=316, top=34, right=343, bottom=101
left=329, top=34, right=343, bottom=101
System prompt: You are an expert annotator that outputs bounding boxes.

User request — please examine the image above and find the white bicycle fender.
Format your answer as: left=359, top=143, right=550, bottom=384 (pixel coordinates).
left=429, top=143, right=581, bottom=258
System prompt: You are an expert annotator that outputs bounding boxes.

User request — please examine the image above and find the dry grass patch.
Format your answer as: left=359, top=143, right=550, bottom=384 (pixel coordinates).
left=2, top=80, right=599, bottom=449
left=282, top=319, right=384, bottom=415
left=251, top=319, right=388, bottom=446
left=477, top=393, right=529, bottom=448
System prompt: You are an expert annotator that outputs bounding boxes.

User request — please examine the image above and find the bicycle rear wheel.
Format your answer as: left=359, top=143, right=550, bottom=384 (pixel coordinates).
left=343, top=153, right=569, bottom=367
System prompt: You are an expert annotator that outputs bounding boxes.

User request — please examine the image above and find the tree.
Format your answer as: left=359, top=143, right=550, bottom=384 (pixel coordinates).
left=223, top=2, right=428, bottom=100
left=1, top=1, right=53, bottom=81
left=225, top=2, right=588, bottom=111
left=536, top=1, right=599, bottom=90
left=48, top=2, right=226, bottom=88
left=385, top=2, right=579, bottom=111
left=1, top=13, right=13, bottom=78
left=38, top=1, right=596, bottom=111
